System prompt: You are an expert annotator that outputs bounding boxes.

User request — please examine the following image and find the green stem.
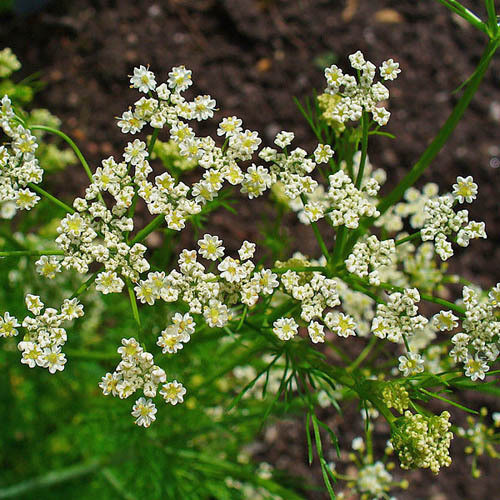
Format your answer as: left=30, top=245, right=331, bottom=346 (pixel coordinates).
left=355, top=112, right=369, bottom=189
left=27, top=182, right=74, bottom=214
left=70, top=271, right=99, bottom=299
left=436, top=0, right=488, bottom=35
left=148, top=128, right=160, bottom=156
left=395, top=231, right=421, bottom=246
left=348, top=335, right=377, bottom=372
left=0, top=458, right=104, bottom=499
left=30, top=125, right=95, bottom=184
left=331, top=225, right=346, bottom=268
left=0, top=249, right=64, bottom=257
left=300, top=193, right=330, bottom=261
left=126, top=279, right=141, bottom=330
left=130, top=214, right=165, bottom=245
left=484, top=0, right=498, bottom=37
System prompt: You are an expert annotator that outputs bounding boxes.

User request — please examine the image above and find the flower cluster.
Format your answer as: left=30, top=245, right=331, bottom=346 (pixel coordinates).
left=99, top=337, right=187, bottom=427
left=356, top=461, right=393, bottom=498
left=457, top=412, right=500, bottom=473
left=301, top=169, right=380, bottom=228
left=0, top=47, right=21, bottom=78
left=392, top=411, right=453, bottom=473
left=421, top=177, right=485, bottom=260
left=258, top=135, right=333, bottom=202
left=372, top=288, right=428, bottom=343
left=118, top=65, right=274, bottom=231
left=381, top=382, right=410, bottom=414
left=0, top=294, right=84, bottom=373
left=275, top=257, right=340, bottom=342
left=449, top=284, right=500, bottom=380
left=55, top=159, right=149, bottom=281
left=346, top=235, right=396, bottom=285
left=0, top=96, right=43, bottom=212
left=323, top=51, right=400, bottom=126
left=133, top=235, right=278, bottom=324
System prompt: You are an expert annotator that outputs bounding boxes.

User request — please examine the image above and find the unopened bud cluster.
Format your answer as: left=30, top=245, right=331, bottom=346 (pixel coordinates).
left=392, top=411, right=453, bottom=473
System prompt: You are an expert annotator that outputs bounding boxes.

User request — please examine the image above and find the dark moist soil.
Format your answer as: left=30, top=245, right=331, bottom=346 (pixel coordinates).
left=2, top=1, right=500, bottom=498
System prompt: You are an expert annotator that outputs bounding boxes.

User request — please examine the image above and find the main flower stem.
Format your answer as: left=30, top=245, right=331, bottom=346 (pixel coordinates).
left=30, top=125, right=94, bottom=183
left=30, top=125, right=106, bottom=205
left=27, top=182, right=75, bottom=214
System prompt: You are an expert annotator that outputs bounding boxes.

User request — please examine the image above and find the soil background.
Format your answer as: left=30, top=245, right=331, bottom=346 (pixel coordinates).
left=2, top=0, right=500, bottom=498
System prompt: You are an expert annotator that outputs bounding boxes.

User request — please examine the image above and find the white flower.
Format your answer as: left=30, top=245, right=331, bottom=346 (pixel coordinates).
left=452, top=176, right=478, bottom=203
left=117, top=110, right=145, bottom=134
left=25, top=294, right=44, bottom=315
left=273, top=317, right=298, bottom=341
left=160, top=380, right=186, bottom=405
left=349, top=50, right=366, bottom=70
left=168, top=65, right=192, bottom=91
left=16, top=189, right=40, bottom=210
left=191, top=95, right=216, bottom=121
left=217, top=116, right=242, bottom=137
left=218, top=257, right=245, bottom=283
left=157, top=330, right=185, bottom=354
left=198, top=234, right=225, bottom=261
left=130, top=65, right=157, bottom=93
left=304, top=202, right=325, bottom=223
left=274, top=131, right=294, bottom=149
left=99, top=372, right=119, bottom=396
left=19, top=341, right=43, bottom=368
left=308, top=321, right=325, bottom=343
left=433, top=310, right=459, bottom=331
left=327, top=312, right=356, bottom=338
left=95, top=271, right=125, bottom=294
left=464, top=355, right=489, bottom=381
left=132, top=397, right=157, bottom=427
left=135, top=280, right=156, bottom=305
left=238, top=241, right=256, bottom=260
left=398, top=352, right=424, bottom=376
left=313, top=144, right=334, bottom=164
left=41, top=347, right=66, bottom=374
left=352, top=436, right=365, bottom=451
left=171, top=312, right=195, bottom=339
left=124, top=139, right=148, bottom=165
left=117, top=337, right=143, bottom=359
left=255, top=269, right=279, bottom=295
left=60, top=298, right=84, bottom=320
left=0, top=312, right=20, bottom=337
left=379, top=59, right=401, bottom=81
left=203, top=299, right=229, bottom=328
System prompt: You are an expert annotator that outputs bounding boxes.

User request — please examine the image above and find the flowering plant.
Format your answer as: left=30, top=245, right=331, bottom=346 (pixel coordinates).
left=1, top=1, right=500, bottom=498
